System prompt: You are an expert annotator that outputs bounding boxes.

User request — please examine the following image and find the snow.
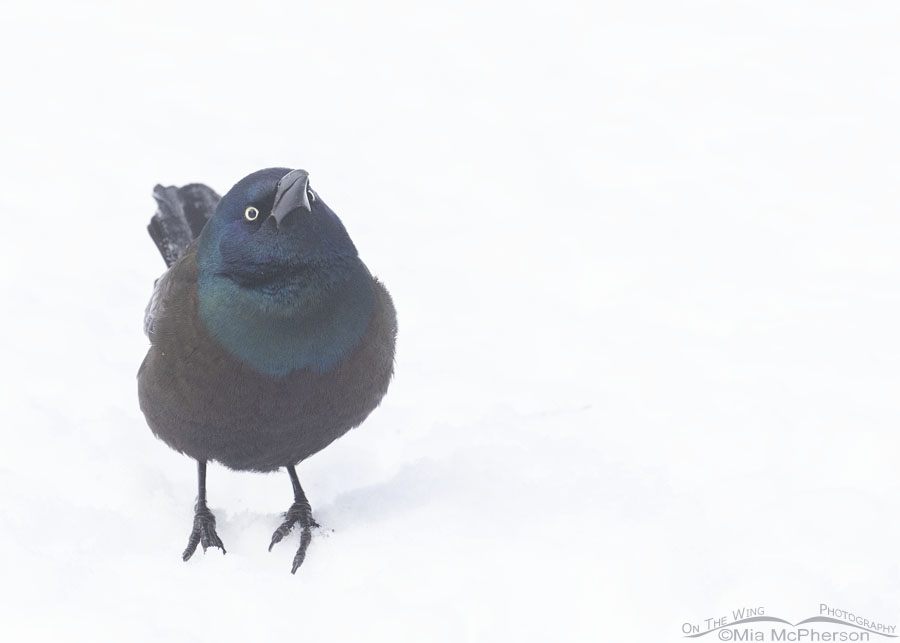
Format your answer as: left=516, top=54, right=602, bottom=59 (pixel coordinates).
left=1, top=1, right=899, bottom=641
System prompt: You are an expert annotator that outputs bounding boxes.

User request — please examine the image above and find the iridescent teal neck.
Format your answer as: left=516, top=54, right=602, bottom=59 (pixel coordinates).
left=197, top=261, right=375, bottom=377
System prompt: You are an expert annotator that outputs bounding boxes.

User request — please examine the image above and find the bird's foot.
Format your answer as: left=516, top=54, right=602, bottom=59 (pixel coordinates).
left=269, top=500, right=319, bottom=573
left=182, top=501, right=226, bottom=561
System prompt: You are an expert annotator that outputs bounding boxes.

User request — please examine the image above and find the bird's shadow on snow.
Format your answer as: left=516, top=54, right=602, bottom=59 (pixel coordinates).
left=198, top=457, right=452, bottom=542
left=308, top=458, right=450, bottom=531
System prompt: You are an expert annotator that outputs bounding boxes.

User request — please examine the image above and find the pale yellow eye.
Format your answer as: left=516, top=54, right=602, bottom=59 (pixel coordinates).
left=244, top=206, right=259, bottom=221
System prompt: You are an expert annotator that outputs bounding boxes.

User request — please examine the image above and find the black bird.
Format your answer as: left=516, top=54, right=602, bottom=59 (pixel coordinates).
left=138, top=168, right=397, bottom=573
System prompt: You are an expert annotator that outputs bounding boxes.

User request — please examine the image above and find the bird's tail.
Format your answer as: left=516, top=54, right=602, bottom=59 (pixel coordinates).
left=148, top=183, right=220, bottom=267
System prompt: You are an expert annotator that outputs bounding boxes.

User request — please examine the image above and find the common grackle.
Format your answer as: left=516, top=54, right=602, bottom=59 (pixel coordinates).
left=138, top=168, right=397, bottom=573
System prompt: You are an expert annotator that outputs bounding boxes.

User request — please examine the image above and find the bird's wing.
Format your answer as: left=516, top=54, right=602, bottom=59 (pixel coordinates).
left=144, top=243, right=200, bottom=341
left=144, top=265, right=176, bottom=339
left=148, top=183, right=220, bottom=267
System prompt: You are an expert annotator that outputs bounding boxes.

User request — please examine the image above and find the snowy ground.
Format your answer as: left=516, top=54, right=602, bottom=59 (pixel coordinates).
left=1, top=1, right=899, bottom=641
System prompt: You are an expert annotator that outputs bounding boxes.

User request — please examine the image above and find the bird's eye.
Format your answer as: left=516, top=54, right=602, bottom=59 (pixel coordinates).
left=244, top=206, right=259, bottom=221
left=307, top=188, right=316, bottom=203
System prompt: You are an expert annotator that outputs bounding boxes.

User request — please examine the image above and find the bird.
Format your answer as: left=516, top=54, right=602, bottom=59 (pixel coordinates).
left=138, top=168, right=397, bottom=573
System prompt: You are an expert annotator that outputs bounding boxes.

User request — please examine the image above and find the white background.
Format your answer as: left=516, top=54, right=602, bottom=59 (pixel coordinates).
left=1, top=1, right=898, bottom=641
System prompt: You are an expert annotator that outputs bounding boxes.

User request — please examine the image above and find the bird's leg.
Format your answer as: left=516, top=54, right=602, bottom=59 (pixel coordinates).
left=269, top=465, right=319, bottom=573
left=182, top=460, right=226, bottom=561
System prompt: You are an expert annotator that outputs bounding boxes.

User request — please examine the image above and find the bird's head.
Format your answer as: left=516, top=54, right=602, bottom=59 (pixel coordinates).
left=196, top=167, right=360, bottom=297
left=194, top=168, right=376, bottom=375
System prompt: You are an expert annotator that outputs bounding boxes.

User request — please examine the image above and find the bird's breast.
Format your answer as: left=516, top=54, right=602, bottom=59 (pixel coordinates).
left=197, top=264, right=376, bottom=377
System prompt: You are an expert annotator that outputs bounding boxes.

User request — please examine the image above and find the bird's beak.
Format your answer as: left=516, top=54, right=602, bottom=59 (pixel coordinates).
left=270, top=169, right=311, bottom=226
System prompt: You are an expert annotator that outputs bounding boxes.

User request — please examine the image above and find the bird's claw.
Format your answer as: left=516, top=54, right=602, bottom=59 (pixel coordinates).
left=182, top=502, right=226, bottom=561
left=269, top=500, right=318, bottom=573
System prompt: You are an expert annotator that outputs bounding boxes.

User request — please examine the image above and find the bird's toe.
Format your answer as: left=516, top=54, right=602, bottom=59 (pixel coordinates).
left=290, top=529, right=313, bottom=574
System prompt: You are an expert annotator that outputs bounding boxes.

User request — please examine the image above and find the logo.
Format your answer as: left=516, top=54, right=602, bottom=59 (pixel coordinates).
left=682, top=604, right=897, bottom=641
